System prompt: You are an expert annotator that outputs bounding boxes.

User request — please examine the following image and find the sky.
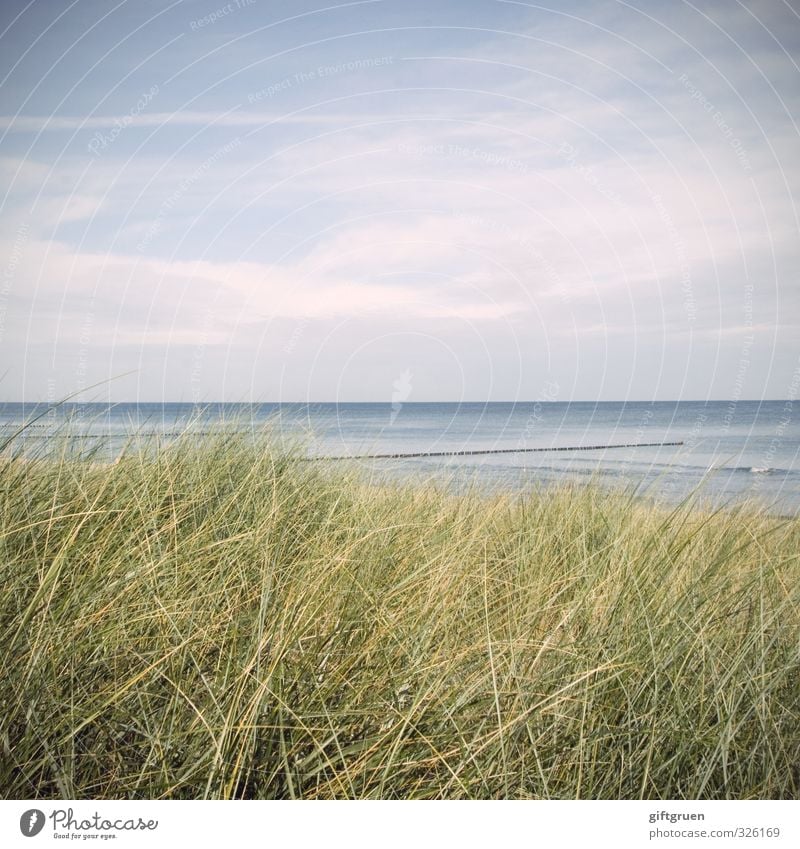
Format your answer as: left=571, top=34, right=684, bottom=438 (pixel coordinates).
left=0, top=0, right=798, bottom=403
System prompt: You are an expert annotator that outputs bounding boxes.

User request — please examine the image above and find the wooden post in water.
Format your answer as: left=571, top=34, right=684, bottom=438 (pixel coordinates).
left=306, top=441, right=685, bottom=461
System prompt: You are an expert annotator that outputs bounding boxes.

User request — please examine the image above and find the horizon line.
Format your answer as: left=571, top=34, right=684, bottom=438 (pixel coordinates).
left=0, top=399, right=792, bottom=405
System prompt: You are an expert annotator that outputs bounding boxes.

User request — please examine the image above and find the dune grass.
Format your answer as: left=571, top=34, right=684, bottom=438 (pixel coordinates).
left=1, top=429, right=798, bottom=799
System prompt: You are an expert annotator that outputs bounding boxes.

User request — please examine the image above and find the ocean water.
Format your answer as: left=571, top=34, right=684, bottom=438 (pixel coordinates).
left=2, top=400, right=799, bottom=514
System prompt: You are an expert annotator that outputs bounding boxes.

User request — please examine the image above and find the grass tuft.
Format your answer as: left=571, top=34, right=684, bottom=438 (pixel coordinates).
left=1, top=429, right=798, bottom=798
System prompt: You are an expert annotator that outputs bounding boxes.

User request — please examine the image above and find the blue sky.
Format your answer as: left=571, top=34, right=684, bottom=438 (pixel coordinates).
left=1, top=0, right=799, bottom=401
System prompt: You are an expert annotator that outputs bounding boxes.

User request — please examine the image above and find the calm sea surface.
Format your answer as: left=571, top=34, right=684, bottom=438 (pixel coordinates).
left=3, top=401, right=799, bottom=514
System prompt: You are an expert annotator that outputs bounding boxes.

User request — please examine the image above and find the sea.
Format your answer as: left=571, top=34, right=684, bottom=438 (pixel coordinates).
left=2, top=400, right=799, bottom=515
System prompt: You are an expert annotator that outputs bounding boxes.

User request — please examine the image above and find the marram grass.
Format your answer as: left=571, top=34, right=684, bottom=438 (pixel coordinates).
left=1, top=430, right=798, bottom=799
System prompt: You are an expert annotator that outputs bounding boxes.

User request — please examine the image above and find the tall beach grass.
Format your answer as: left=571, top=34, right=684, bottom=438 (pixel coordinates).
left=1, top=428, right=798, bottom=799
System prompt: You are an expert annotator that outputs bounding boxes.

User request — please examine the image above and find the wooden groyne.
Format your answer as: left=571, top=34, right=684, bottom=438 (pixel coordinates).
left=307, top=441, right=684, bottom=461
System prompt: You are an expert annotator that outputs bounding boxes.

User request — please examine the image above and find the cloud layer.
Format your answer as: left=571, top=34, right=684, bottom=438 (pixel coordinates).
left=1, top=0, right=798, bottom=401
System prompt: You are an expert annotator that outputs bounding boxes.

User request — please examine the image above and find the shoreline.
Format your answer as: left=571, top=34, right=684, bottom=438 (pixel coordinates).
left=3, top=442, right=798, bottom=519
left=3, top=399, right=797, bottom=517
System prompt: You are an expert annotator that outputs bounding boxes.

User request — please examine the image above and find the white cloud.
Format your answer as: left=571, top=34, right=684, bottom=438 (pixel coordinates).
left=2, top=0, right=798, bottom=399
